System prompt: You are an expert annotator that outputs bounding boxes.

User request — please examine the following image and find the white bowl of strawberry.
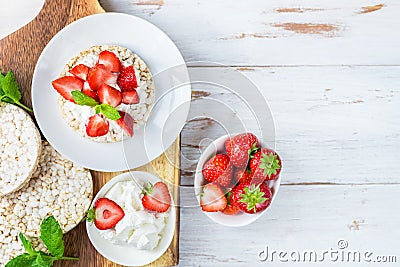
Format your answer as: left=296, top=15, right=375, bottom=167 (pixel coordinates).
left=86, top=171, right=176, bottom=266
left=195, top=133, right=282, bottom=227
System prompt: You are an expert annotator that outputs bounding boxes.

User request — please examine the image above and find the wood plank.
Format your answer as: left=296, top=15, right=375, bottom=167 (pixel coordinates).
left=101, top=0, right=400, bottom=66
left=181, top=66, right=400, bottom=185
left=0, top=0, right=180, bottom=266
left=178, top=184, right=400, bottom=266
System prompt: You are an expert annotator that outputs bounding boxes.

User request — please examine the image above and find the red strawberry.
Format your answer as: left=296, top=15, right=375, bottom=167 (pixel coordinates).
left=202, top=154, right=233, bottom=187
left=87, top=64, right=118, bottom=91
left=98, top=50, right=122, bottom=73
left=221, top=192, right=240, bottom=215
left=98, top=84, right=122, bottom=107
left=200, top=183, right=227, bottom=212
left=225, top=133, right=259, bottom=168
left=122, top=90, right=140, bottom=104
left=231, top=182, right=272, bottom=214
left=142, top=182, right=171, bottom=213
left=117, top=66, right=138, bottom=91
left=69, top=64, right=90, bottom=81
left=116, top=111, right=134, bottom=137
left=233, top=168, right=254, bottom=184
left=249, top=148, right=282, bottom=182
left=52, top=76, right=84, bottom=103
left=87, top=198, right=125, bottom=230
left=86, top=114, right=109, bottom=137
left=82, top=82, right=99, bottom=101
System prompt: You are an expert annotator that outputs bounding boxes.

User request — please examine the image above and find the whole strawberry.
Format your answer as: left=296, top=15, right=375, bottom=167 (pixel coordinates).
left=233, top=168, right=254, bottom=185
left=202, top=154, right=233, bottom=186
left=231, top=182, right=272, bottom=214
left=225, top=133, right=259, bottom=168
left=250, top=148, right=281, bottom=183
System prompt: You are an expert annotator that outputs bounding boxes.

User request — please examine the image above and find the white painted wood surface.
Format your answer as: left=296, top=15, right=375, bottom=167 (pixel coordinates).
left=1, top=1, right=399, bottom=266
left=100, top=0, right=400, bottom=66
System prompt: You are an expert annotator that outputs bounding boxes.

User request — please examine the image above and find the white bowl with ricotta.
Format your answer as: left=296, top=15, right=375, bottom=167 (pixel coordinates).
left=86, top=171, right=176, bottom=266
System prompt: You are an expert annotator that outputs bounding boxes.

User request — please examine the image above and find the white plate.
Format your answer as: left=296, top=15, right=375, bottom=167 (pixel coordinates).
left=86, top=171, right=176, bottom=266
left=194, top=134, right=281, bottom=227
left=32, top=13, right=191, bottom=171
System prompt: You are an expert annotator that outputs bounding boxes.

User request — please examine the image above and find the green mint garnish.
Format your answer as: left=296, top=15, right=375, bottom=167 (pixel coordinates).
left=5, top=216, right=79, bottom=267
left=0, top=71, right=33, bottom=112
left=72, top=91, right=121, bottom=121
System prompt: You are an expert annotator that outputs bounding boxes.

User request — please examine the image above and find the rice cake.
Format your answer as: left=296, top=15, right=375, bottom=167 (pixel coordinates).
left=0, top=142, right=93, bottom=266
left=0, top=103, right=42, bottom=196
left=57, top=45, right=155, bottom=143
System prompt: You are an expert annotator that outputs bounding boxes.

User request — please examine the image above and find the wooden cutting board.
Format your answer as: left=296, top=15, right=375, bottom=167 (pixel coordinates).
left=0, top=0, right=180, bottom=266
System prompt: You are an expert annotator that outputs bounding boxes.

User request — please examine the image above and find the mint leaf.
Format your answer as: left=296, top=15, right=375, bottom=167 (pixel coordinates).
left=1, top=96, right=14, bottom=104
left=95, top=104, right=121, bottom=120
left=5, top=253, right=36, bottom=267
left=40, top=216, right=64, bottom=259
left=0, top=70, right=33, bottom=112
left=1, top=71, right=21, bottom=102
left=71, top=91, right=98, bottom=107
left=0, top=72, right=4, bottom=96
left=34, top=253, right=53, bottom=267
left=19, top=233, right=36, bottom=256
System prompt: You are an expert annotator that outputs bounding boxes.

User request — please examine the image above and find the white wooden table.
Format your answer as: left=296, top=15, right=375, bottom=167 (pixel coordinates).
left=1, top=0, right=400, bottom=266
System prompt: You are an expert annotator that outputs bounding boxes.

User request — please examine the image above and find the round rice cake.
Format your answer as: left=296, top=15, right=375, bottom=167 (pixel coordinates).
left=58, top=44, right=155, bottom=143
left=0, top=102, right=42, bottom=196
left=0, top=141, right=92, bottom=265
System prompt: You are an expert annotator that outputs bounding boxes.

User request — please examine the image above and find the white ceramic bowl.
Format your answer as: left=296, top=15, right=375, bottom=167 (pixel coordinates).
left=194, top=134, right=281, bottom=227
left=86, top=171, right=176, bottom=266
left=32, top=13, right=191, bottom=171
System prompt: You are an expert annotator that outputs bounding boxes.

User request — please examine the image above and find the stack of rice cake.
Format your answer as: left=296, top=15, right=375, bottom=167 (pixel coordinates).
left=0, top=103, right=93, bottom=265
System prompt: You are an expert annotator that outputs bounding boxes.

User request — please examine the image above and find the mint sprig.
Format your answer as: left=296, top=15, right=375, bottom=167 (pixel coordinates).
left=95, top=103, right=121, bottom=120
left=71, top=90, right=121, bottom=120
left=5, top=216, right=79, bottom=267
left=71, top=90, right=98, bottom=107
left=0, top=71, right=33, bottom=112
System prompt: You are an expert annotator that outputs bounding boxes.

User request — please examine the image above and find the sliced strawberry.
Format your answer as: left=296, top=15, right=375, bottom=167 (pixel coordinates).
left=87, top=64, right=118, bottom=91
left=116, top=111, right=134, bottom=137
left=142, top=182, right=171, bottom=213
left=117, top=66, right=138, bottom=91
left=86, top=114, right=109, bottom=137
left=52, top=76, right=84, bottom=102
left=200, top=183, right=227, bottom=212
left=98, top=50, right=122, bottom=73
left=122, top=90, right=140, bottom=104
left=87, top=198, right=125, bottom=230
left=82, top=82, right=99, bottom=101
left=69, top=64, right=90, bottom=81
left=98, top=84, right=122, bottom=107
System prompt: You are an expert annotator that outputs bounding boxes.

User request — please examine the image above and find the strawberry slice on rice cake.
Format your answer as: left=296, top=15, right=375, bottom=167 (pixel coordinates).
left=52, top=45, right=155, bottom=143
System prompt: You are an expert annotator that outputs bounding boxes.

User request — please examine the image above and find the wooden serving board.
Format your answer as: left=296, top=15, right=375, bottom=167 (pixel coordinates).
left=0, top=0, right=180, bottom=266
